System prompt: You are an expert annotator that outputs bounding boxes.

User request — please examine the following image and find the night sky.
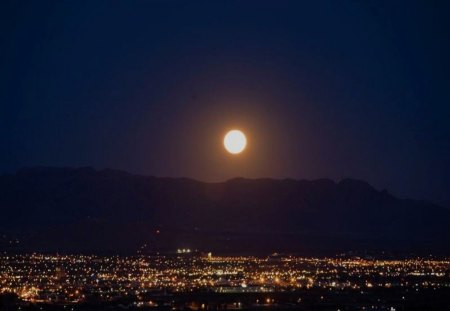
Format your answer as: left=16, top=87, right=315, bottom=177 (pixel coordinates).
left=1, top=1, right=449, bottom=204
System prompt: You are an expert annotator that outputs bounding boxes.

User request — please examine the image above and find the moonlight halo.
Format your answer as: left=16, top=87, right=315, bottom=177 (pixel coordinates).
left=224, top=130, right=247, bottom=154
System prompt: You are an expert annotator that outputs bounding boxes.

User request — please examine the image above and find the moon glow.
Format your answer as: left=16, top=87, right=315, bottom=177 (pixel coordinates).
left=224, top=130, right=247, bottom=154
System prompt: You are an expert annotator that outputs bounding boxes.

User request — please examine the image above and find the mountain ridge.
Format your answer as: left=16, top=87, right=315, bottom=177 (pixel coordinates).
left=1, top=167, right=449, bottom=254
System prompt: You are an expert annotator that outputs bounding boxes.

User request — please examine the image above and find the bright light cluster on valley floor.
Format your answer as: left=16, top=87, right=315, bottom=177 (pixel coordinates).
left=1, top=254, right=449, bottom=309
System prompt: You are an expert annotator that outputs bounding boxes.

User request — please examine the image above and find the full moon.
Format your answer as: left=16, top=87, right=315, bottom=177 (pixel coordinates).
left=224, top=130, right=247, bottom=154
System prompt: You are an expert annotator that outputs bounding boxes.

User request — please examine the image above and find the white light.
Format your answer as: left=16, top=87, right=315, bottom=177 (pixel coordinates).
left=224, top=130, right=247, bottom=154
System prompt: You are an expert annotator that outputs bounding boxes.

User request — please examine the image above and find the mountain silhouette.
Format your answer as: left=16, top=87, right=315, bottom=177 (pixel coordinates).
left=1, top=167, right=449, bottom=254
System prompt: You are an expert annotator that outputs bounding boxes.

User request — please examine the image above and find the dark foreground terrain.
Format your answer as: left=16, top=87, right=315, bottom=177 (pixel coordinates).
left=2, top=288, right=450, bottom=311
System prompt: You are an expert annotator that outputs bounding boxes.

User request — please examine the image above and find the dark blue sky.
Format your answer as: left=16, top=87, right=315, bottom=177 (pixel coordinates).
left=1, top=0, right=449, bottom=204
